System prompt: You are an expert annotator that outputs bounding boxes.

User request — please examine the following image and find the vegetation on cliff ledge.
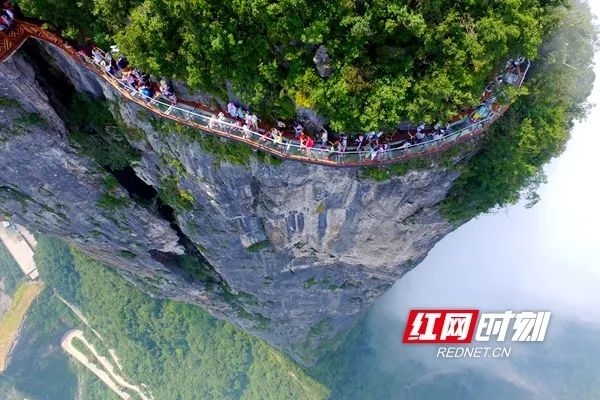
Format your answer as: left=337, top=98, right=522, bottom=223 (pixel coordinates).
left=441, top=0, right=597, bottom=222
left=20, top=0, right=566, bottom=131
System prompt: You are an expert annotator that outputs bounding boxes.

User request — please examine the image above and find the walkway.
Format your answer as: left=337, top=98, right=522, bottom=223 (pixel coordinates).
left=0, top=20, right=529, bottom=167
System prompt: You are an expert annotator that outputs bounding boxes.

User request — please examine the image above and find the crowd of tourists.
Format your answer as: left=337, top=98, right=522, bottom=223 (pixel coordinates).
left=82, top=45, right=178, bottom=105
left=198, top=57, right=527, bottom=160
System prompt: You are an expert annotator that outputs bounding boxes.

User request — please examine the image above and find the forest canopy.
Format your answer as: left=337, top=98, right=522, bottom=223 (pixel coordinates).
left=27, top=236, right=329, bottom=400
left=18, top=0, right=568, bottom=130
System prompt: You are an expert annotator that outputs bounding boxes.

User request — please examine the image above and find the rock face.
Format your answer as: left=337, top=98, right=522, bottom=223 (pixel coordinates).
left=0, top=39, right=462, bottom=364
left=313, top=45, right=334, bottom=78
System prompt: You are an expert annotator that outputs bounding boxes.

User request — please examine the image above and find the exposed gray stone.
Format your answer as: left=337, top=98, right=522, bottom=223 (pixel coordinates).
left=313, top=45, right=334, bottom=78
left=0, top=40, right=466, bottom=365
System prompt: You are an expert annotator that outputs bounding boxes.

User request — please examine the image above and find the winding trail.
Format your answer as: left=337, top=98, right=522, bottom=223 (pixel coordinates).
left=0, top=20, right=528, bottom=167
left=61, top=329, right=151, bottom=400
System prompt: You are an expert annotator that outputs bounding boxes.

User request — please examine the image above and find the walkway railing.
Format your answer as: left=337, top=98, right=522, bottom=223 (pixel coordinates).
left=0, top=20, right=530, bottom=168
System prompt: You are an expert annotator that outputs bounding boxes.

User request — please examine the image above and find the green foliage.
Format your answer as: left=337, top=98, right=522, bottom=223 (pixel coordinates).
left=74, top=363, right=120, bottom=400
left=27, top=235, right=328, bottom=398
left=118, top=249, right=136, bottom=259
left=157, top=176, right=194, bottom=211
left=97, top=175, right=129, bottom=210
left=304, top=277, right=318, bottom=289
left=246, top=240, right=270, bottom=253
left=177, top=251, right=216, bottom=284
left=5, top=111, right=47, bottom=136
left=152, top=117, right=277, bottom=167
left=67, top=94, right=141, bottom=171
left=54, top=241, right=327, bottom=400
left=0, top=96, right=20, bottom=108
left=359, top=157, right=433, bottom=181
left=0, top=241, right=23, bottom=297
left=19, top=0, right=568, bottom=131
left=34, top=236, right=82, bottom=304
left=441, top=1, right=597, bottom=223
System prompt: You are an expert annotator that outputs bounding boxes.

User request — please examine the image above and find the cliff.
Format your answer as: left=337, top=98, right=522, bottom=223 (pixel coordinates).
left=0, top=39, right=464, bottom=364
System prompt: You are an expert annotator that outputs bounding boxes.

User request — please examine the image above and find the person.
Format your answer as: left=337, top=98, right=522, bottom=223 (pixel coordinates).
left=407, top=130, right=417, bottom=144
left=299, top=132, right=307, bottom=148
left=1, top=7, right=13, bottom=21
left=237, top=107, right=246, bottom=120
left=159, top=79, right=177, bottom=104
left=294, top=123, right=303, bottom=139
left=227, top=102, right=237, bottom=118
left=370, top=144, right=379, bottom=161
left=132, top=68, right=145, bottom=83
left=365, top=131, right=376, bottom=142
left=482, top=83, right=493, bottom=101
left=355, top=134, right=364, bottom=151
left=208, top=115, right=218, bottom=129
left=340, top=134, right=348, bottom=152
left=380, top=142, right=390, bottom=160
left=77, top=47, right=92, bottom=61
left=91, top=47, right=104, bottom=65
left=375, top=130, right=384, bottom=145
left=261, top=127, right=273, bottom=142
left=116, top=56, right=128, bottom=70
left=0, top=16, right=11, bottom=32
left=217, top=112, right=225, bottom=129
left=415, top=130, right=426, bottom=143
left=232, top=120, right=243, bottom=132
left=104, top=62, right=115, bottom=76
left=120, top=70, right=137, bottom=89
left=320, top=127, right=328, bottom=147
left=242, top=124, right=252, bottom=139
left=250, top=113, right=258, bottom=130
left=305, top=135, right=315, bottom=156
left=138, top=84, right=154, bottom=99
left=273, top=129, right=283, bottom=147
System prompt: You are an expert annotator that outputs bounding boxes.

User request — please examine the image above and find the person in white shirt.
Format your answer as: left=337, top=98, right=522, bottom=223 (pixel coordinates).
left=340, top=134, right=348, bottom=152
left=250, top=113, right=258, bottom=130
left=243, top=124, right=252, bottom=139
left=92, top=48, right=104, bottom=65
left=227, top=102, right=237, bottom=118
left=320, top=127, right=328, bottom=147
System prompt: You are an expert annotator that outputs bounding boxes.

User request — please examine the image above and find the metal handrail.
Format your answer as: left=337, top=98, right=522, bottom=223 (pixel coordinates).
left=102, top=65, right=526, bottom=164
